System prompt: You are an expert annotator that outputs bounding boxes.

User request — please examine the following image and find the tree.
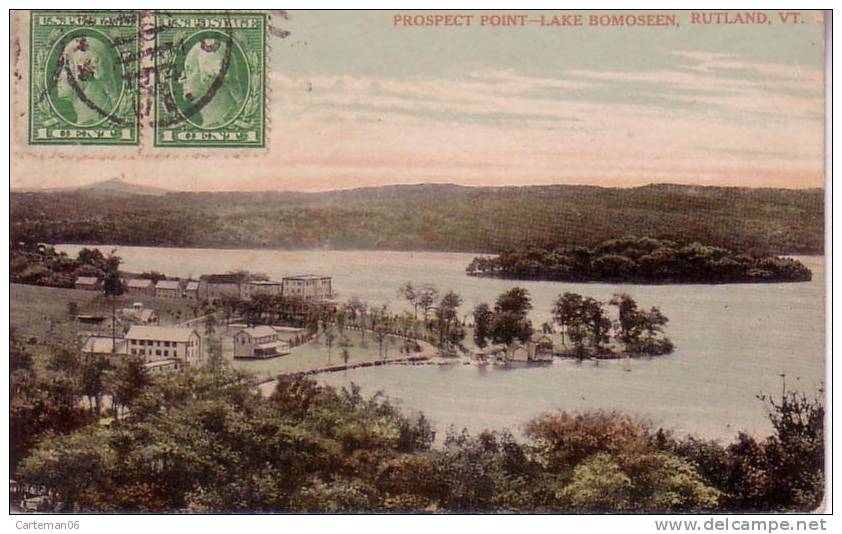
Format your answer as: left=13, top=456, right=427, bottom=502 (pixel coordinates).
left=336, top=311, right=346, bottom=334
left=495, top=287, right=532, bottom=318
left=472, top=303, right=493, bottom=349
left=102, top=252, right=124, bottom=354
left=346, top=297, right=368, bottom=343
left=76, top=247, right=106, bottom=269
left=417, top=284, right=439, bottom=316
left=754, top=383, right=824, bottom=511
left=346, top=297, right=367, bottom=320
left=17, top=427, right=116, bottom=511
left=609, top=293, right=639, bottom=346
left=483, top=288, right=534, bottom=358
left=490, top=312, right=533, bottom=356
left=220, top=296, right=241, bottom=325
left=138, top=271, right=167, bottom=283
left=374, top=324, right=389, bottom=360
left=553, top=292, right=584, bottom=346
left=642, top=307, right=668, bottom=341
left=582, top=297, right=611, bottom=351
left=437, top=290, right=462, bottom=347
left=341, top=348, right=350, bottom=366
left=324, top=326, right=336, bottom=364
left=206, top=336, right=225, bottom=371
left=382, top=335, right=395, bottom=360
left=47, top=343, right=82, bottom=375
left=399, top=282, right=419, bottom=318
left=204, top=313, right=218, bottom=337
left=80, top=355, right=111, bottom=415
left=112, top=356, right=150, bottom=419
left=10, top=329, right=34, bottom=372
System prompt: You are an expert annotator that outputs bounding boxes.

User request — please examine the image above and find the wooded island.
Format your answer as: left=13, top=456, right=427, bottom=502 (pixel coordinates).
left=466, top=237, right=812, bottom=284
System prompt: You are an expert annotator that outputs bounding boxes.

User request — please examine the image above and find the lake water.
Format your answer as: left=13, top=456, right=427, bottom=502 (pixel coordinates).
left=57, top=245, right=826, bottom=442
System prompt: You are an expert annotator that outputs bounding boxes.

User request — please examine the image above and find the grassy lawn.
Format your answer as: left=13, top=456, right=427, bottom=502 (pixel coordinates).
left=11, top=283, right=203, bottom=341
left=220, top=327, right=411, bottom=381
left=12, top=283, right=419, bottom=381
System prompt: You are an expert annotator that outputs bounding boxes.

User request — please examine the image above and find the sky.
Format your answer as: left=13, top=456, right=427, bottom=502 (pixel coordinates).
left=12, top=9, right=827, bottom=191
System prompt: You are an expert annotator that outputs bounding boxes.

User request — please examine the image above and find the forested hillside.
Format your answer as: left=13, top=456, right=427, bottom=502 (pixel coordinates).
left=10, top=183, right=824, bottom=254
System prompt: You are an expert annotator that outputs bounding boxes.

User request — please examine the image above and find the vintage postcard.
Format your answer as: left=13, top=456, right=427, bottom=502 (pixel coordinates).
left=8, top=9, right=829, bottom=519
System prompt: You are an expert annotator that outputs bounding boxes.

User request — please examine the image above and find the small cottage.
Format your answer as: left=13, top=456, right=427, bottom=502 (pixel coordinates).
left=82, top=335, right=128, bottom=357
left=155, top=279, right=182, bottom=299
left=233, top=325, right=290, bottom=359
left=184, top=280, right=200, bottom=300
left=120, top=302, right=158, bottom=324
left=74, top=276, right=99, bottom=291
left=126, top=278, right=155, bottom=296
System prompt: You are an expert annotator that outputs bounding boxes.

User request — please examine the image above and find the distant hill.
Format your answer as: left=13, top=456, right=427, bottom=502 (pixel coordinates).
left=14, top=178, right=171, bottom=197
left=10, top=182, right=824, bottom=254
left=75, top=178, right=171, bottom=196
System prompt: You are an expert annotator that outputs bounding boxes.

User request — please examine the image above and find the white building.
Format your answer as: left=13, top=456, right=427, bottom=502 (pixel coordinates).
left=125, top=326, right=201, bottom=367
left=126, top=278, right=155, bottom=296
left=199, top=274, right=243, bottom=303
left=232, top=325, right=290, bottom=359
left=155, top=279, right=182, bottom=299
left=184, top=280, right=200, bottom=300
left=282, top=275, right=332, bottom=300
left=242, top=280, right=284, bottom=299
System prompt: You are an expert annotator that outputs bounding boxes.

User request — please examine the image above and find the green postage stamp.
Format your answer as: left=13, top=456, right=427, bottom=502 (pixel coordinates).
left=28, top=11, right=141, bottom=145
left=154, top=12, right=267, bottom=148
left=27, top=11, right=267, bottom=148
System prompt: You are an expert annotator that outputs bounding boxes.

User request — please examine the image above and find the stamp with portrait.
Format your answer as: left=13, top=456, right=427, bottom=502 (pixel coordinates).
left=28, top=11, right=140, bottom=145
left=153, top=12, right=267, bottom=148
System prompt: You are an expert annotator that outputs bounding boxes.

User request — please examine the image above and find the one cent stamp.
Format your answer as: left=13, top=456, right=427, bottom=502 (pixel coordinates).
left=153, top=12, right=267, bottom=148
left=28, top=11, right=140, bottom=145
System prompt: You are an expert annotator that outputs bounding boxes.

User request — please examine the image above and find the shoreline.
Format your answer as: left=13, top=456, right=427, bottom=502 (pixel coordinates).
left=466, top=272, right=813, bottom=286
left=50, top=242, right=825, bottom=261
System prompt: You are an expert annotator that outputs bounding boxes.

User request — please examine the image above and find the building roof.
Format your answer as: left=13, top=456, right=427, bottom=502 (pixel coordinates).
left=126, top=326, right=197, bottom=342
left=256, top=340, right=287, bottom=350
left=283, top=274, right=331, bottom=281
left=127, top=278, right=154, bottom=288
left=121, top=308, right=156, bottom=322
left=156, top=280, right=181, bottom=290
left=272, top=326, right=305, bottom=333
left=185, top=281, right=200, bottom=291
left=201, top=273, right=243, bottom=284
left=247, top=280, right=282, bottom=286
left=475, top=344, right=507, bottom=355
left=237, top=325, right=278, bottom=338
left=75, top=276, right=98, bottom=285
left=82, top=336, right=127, bottom=355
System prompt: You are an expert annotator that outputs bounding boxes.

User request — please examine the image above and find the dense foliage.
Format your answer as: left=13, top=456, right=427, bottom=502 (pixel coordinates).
left=11, top=329, right=146, bottom=472
left=9, top=246, right=111, bottom=288
left=11, top=183, right=823, bottom=254
left=554, top=292, right=673, bottom=357
left=467, top=238, right=812, bottom=283
left=14, top=352, right=824, bottom=512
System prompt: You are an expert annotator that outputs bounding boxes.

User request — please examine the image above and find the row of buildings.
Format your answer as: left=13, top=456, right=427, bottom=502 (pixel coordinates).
left=472, top=336, right=555, bottom=364
left=82, top=322, right=299, bottom=374
left=75, top=274, right=332, bottom=303
left=82, top=325, right=203, bottom=374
